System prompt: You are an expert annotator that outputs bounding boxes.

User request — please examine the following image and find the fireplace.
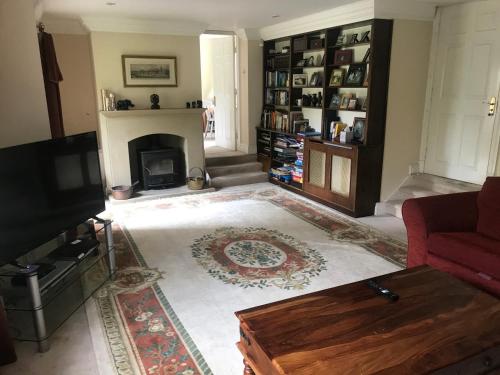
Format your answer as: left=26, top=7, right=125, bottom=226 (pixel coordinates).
left=128, top=133, right=186, bottom=190
left=140, top=148, right=182, bottom=189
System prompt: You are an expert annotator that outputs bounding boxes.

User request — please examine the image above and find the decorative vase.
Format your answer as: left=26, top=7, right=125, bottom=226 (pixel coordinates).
left=311, top=94, right=318, bottom=107
left=318, top=92, right=323, bottom=107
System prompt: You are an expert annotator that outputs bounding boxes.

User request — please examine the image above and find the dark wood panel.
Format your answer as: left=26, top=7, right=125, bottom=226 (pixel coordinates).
left=237, top=267, right=500, bottom=375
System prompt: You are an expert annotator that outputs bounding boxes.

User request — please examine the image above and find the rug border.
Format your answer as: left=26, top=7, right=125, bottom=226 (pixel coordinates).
left=121, top=224, right=214, bottom=375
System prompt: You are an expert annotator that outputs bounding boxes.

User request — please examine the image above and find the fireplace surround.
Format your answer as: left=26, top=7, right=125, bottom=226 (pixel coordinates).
left=98, top=109, right=204, bottom=191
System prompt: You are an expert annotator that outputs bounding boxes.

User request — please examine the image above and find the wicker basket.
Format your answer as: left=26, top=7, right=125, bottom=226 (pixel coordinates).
left=187, top=167, right=205, bottom=190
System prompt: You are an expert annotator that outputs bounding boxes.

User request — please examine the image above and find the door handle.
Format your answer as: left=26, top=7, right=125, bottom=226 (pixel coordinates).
left=488, top=96, right=496, bottom=116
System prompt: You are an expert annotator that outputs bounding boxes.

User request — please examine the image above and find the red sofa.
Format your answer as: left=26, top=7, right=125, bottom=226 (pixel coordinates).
left=402, top=177, right=500, bottom=297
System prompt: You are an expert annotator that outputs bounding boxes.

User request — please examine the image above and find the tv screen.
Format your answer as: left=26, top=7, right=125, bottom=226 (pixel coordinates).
left=0, top=132, right=105, bottom=266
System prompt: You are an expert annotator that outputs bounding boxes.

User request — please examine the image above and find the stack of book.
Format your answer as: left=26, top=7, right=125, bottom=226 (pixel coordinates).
left=273, top=136, right=300, bottom=163
left=269, top=166, right=293, bottom=183
left=257, top=132, right=271, bottom=155
left=292, top=149, right=304, bottom=184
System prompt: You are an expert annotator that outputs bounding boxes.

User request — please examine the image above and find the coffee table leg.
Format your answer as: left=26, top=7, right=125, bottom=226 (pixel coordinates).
left=243, top=359, right=255, bottom=375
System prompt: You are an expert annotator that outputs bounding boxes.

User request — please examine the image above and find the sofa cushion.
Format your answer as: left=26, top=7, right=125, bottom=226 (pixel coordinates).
left=477, top=177, right=500, bottom=240
left=428, top=232, right=500, bottom=280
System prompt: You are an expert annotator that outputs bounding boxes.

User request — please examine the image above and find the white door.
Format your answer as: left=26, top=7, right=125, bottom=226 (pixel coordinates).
left=213, top=35, right=236, bottom=150
left=424, top=1, right=500, bottom=184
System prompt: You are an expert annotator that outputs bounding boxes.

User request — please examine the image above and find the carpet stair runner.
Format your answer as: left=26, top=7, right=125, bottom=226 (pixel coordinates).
left=206, top=155, right=268, bottom=188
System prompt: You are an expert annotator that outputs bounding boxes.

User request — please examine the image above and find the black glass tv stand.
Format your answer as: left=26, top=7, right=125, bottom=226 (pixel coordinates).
left=0, top=219, right=115, bottom=352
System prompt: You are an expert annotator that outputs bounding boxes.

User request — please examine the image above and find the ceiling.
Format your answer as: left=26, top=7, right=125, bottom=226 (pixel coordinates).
left=39, top=0, right=355, bottom=30
left=39, top=0, right=480, bottom=34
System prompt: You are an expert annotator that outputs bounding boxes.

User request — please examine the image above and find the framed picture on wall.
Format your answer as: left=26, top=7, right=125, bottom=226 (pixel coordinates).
left=122, top=55, right=178, bottom=87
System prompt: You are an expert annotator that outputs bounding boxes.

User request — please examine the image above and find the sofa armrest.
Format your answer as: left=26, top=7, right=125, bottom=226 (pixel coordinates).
left=402, top=191, right=479, bottom=267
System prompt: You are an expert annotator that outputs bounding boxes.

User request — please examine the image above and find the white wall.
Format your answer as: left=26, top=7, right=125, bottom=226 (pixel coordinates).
left=90, top=32, right=201, bottom=109
left=0, top=0, right=50, bottom=148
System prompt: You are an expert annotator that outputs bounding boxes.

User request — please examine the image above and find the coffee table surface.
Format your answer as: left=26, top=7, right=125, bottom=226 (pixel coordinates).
left=235, top=266, right=500, bottom=374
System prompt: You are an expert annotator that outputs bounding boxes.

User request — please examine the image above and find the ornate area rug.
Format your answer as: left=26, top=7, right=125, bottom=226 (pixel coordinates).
left=93, top=185, right=406, bottom=375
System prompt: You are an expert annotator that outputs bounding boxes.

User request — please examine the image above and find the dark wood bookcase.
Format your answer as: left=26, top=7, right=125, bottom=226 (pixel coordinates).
left=257, top=19, right=393, bottom=217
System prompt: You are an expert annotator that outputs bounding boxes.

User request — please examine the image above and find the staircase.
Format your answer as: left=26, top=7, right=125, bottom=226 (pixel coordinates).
left=206, top=154, right=268, bottom=188
left=375, top=174, right=481, bottom=219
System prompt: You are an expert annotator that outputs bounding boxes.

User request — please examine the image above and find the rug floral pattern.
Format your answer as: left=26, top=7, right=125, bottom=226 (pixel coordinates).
left=94, top=186, right=407, bottom=375
left=191, top=227, right=327, bottom=290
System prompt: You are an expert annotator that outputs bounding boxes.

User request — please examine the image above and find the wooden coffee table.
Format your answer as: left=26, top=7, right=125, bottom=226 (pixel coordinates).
left=235, top=266, right=500, bottom=374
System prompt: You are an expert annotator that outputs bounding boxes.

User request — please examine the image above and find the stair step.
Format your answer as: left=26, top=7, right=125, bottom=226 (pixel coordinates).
left=207, top=162, right=263, bottom=177
left=210, top=171, right=268, bottom=188
left=206, top=154, right=257, bottom=167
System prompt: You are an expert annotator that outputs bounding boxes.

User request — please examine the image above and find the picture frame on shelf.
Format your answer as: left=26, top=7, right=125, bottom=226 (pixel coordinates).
left=329, top=94, right=341, bottom=109
left=362, top=48, right=370, bottom=63
left=335, top=34, right=346, bottom=47
left=360, top=30, right=370, bottom=43
left=348, top=98, right=357, bottom=110
left=293, top=74, right=308, bottom=87
left=352, top=117, right=366, bottom=142
left=333, top=122, right=348, bottom=138
left=329, top=69, right=345, bottom=87
left=339, top=94, right=353, bottom=109
left=348, top=33, right=359, bottom=45
left=122, top=55, right=177, bottom=87
left=345, top=64, right=366, bottom=86
left=333, top=49, right=353, bottom=65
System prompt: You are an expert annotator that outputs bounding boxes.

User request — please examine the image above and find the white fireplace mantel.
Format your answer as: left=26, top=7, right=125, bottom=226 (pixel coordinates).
left=99, top=108, right=205, bottom=190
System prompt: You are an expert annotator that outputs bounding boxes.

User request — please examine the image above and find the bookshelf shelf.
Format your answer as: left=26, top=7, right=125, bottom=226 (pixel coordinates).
left=260, top=19, right=393, bottom=217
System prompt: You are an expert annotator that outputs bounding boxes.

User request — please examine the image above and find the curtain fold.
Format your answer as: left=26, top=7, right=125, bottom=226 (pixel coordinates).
left=38, top=31, right=65, bottom=139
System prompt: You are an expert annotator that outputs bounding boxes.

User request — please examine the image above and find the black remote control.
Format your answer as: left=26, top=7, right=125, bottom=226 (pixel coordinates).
left=366, top=279, right=399, bottom=302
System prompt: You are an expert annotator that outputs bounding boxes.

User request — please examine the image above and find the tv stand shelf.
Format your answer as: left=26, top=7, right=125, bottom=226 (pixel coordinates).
left=0, top=219, right=115, bottom=352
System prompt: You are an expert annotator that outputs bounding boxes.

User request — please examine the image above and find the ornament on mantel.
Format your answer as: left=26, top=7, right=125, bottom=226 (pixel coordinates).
left=150, top=94, right=160, bottom=109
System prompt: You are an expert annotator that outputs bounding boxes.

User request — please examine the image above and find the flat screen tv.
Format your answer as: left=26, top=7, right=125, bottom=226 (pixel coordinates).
left=0, top=131, right=105, bottom=266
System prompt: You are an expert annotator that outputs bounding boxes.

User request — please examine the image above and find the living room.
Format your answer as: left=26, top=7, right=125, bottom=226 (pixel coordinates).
left=1, top=0, right=499, bottom=374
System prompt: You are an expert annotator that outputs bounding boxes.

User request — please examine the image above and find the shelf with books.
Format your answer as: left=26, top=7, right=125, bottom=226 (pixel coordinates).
left=262, top=19, right=392, bottom=217
left=294, top=48, right=325, bottom=54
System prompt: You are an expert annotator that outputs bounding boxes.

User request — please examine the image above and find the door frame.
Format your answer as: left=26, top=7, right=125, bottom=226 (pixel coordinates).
left=201, top=30, right=239, bottom=151
left=419, top=5, right=500, bottom=178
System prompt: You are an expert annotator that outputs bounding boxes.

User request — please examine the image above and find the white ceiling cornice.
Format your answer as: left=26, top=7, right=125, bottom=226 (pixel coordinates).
left=41, top=16, right=89, bottom=34
left=375, top=0, right=436, bottom=21
left=81, top=16, right=207, bottom=36
left=259, top=0, right=374, bottom=41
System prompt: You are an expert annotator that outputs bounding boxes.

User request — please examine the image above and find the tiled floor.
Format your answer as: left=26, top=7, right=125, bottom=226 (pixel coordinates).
left=1, top=182, right=407, bottom=375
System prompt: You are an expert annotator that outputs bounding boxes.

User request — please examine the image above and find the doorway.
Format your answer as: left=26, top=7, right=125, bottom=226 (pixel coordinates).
left=200, top=33, right=238, bottom=155
left=423, top=0, right=500, bottom=184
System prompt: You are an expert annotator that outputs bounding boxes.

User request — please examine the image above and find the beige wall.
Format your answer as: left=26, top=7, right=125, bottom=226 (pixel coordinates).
left=53, top=33, right=99, bottom=136
left=380, top=19, right=433, bottom=200
left=496, top=150, right=500, bottom=176
left=0, top=0, right=50, bottom=148
left=90, top=32, right=201, bottom=109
